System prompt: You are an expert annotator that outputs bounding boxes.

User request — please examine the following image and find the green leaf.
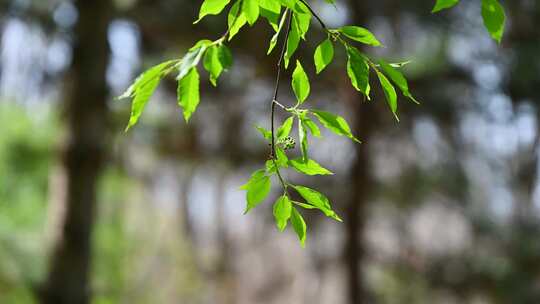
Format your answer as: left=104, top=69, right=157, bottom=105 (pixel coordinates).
left=376, top=71, right=398, bottom=119
left=290, top=207, right=307, bottom=247
left=242, top=0, right=260, bottom=25
left=244, top=173, right=272, bottom=214
left=256, top=125, right=272, bottom=141
left=290, top=158, right=333, bottom=175
left=277, top=116, right=294, bottom=139
left=203, top=44, right=233, bottom=86
left=240, top=169, right=265, bottom=189
left=203, top=46, right=222, bottom=86
left=260, top=0, right=281, bottom=14
left=292, top=185, right=342, bottom=222
left=284, top=15, right=301, bottom=68
left=122, top=61, right=176, bottom=130
left=311, top=110, right=360, bottom=143
left=431, top=0, right=460, bottom=13
left=339, top=26, right=382, bottom=47
left=178, top=68, right=201, bottom=122
left=294, top=12, right=311, bottom=40
left=275, top=146, right=289, bottom=168
left=260, top=9, right=280, bottom=31
left=346, top=46, right=370, bottom=99
left=273, top=195, right=292, bottom=231
left=266, top=150, right=289, bottom=173
left=378, top=59, right=419, bottom=104
left=481, top=0, right=505, bottom=43
left=298, top=117, right=308, bottom=161
left=228, top=1, right=247, bottom=40
left=177, top=43, right=208, bottom=80
left=259, top=0, right=281, bottom=30
left=268, top=10, right=289, bottom=54
left=280, top=0, right=308, bottom=14
left=196, top=0, right=231, bottom=23
left=314, top=38, right=334, bottom=74
left=292, top=61, right=310, bottom=104
left=301, top=117, right=321, bottom=137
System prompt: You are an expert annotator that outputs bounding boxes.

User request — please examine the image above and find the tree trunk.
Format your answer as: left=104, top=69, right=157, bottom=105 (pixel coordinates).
left=344, top=1, right=375, bottom=303
left=41, top=1, right=111, bottom=303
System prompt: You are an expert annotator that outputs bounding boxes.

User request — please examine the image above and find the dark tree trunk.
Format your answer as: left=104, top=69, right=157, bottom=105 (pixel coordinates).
left=344, top=1, right=375, bottom=303
left=41, top=1, right=111, bottom=303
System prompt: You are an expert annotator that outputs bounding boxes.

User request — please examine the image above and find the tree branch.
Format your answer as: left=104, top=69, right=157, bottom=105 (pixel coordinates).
left=271, top=10, right=293, bottom=194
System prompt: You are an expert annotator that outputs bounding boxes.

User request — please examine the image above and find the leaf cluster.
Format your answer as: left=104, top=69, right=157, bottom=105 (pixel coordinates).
left=119, top=0, right=507, bottom=246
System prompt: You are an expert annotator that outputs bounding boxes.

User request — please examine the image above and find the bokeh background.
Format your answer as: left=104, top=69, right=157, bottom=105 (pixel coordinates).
left=1, top=0, right=540, bottom=303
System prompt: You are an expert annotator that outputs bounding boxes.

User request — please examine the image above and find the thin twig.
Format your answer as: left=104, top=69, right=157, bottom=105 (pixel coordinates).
left=298, top=0, right=327, bottom=30
left=271, top=10, right=293, bottom=194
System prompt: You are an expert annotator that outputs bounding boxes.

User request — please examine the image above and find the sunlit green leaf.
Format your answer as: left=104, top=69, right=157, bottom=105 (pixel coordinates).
left=431, top=0, right=460, bottom=13
left=244, top=173, right=272, bottom=214
left=346, top=46, right=370, bottom=99
left=240, top=169, right=265, bottom=190
left=301, top=117, right=321, bottom=137
left=290, top=158, right=333, bottom=175
left=290, top=207, right=307, bottom=247
left=268, top=10, right=289, bottom=54
left=273, top=195, right=292, bottom=231
left=259, top=0, right=281, bottom=30
left=122, top=61, right=176, bottom=130
left=228, top=1, right=247, bottom=40
left=376, top=71, right=398, bottom=119
left=314, top=38, right=334, bottom=74
left=177, top=43, right=209, bottom=80
left=284, top=15, right=301, bottom=68
left=294, top=11, right=311, bottom=40
left=339, top=26, right=382, bottom=47
left=311, top=110, right=360, bottom=143
left=196, top=0, right=232, bottom=23
left=292, top=185, right=342, bottom=222
left=277, top=116, right=294, bottom=139
left=275, top=146, right=289, bottom=167
left=292, top=61, right=310, bottom=104
left=202, top=44, right=232, bottom=86
left=256, top=125, right=272, bottom=142
left=379, top=59, right=419, bottom=104
left=243, top=0, right=260, bottom=25
left=178, top=68, right=201, bottom=122
left=298, top=117, right=308, bottom=161
left=481, top=0, right=505, bottom=43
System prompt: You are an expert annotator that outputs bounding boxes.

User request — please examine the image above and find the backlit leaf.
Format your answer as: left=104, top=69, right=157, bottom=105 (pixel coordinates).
left=311, top=110, right=360, bottom=143
left=432, top=0, right=460, bottom=13
left=346, top=46, right=370, bottom=99
left=292, top=61, right=310, bottom=104
left=314, top=38, right=334, bottom=74
left=273, top=195, right=292, bottom=231
left=379, top=59, right=419, bottom=104
left=481, top=0, right=505, bottom=43
left=196, top=0, right=231, bottom=23
left=122, top=61, right=176, bottom=130
left=290, top=158, right=333, bottom=175
left=244, top=173, right=272, bottom=214
left=376, top=71, right=398, bottom=119
left=290, top=207, right=307, bottom=247
left=339, top=26, right=382, bottom=47
left=178, top=68, right=201, bottom=122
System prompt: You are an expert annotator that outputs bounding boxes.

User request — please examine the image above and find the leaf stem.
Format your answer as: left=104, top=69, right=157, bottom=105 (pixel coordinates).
left=271, top=10, right=293, bottom=194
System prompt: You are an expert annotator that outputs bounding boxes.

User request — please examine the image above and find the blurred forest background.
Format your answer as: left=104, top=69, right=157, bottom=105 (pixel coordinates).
left=1, top=0, right=540, bottom=303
